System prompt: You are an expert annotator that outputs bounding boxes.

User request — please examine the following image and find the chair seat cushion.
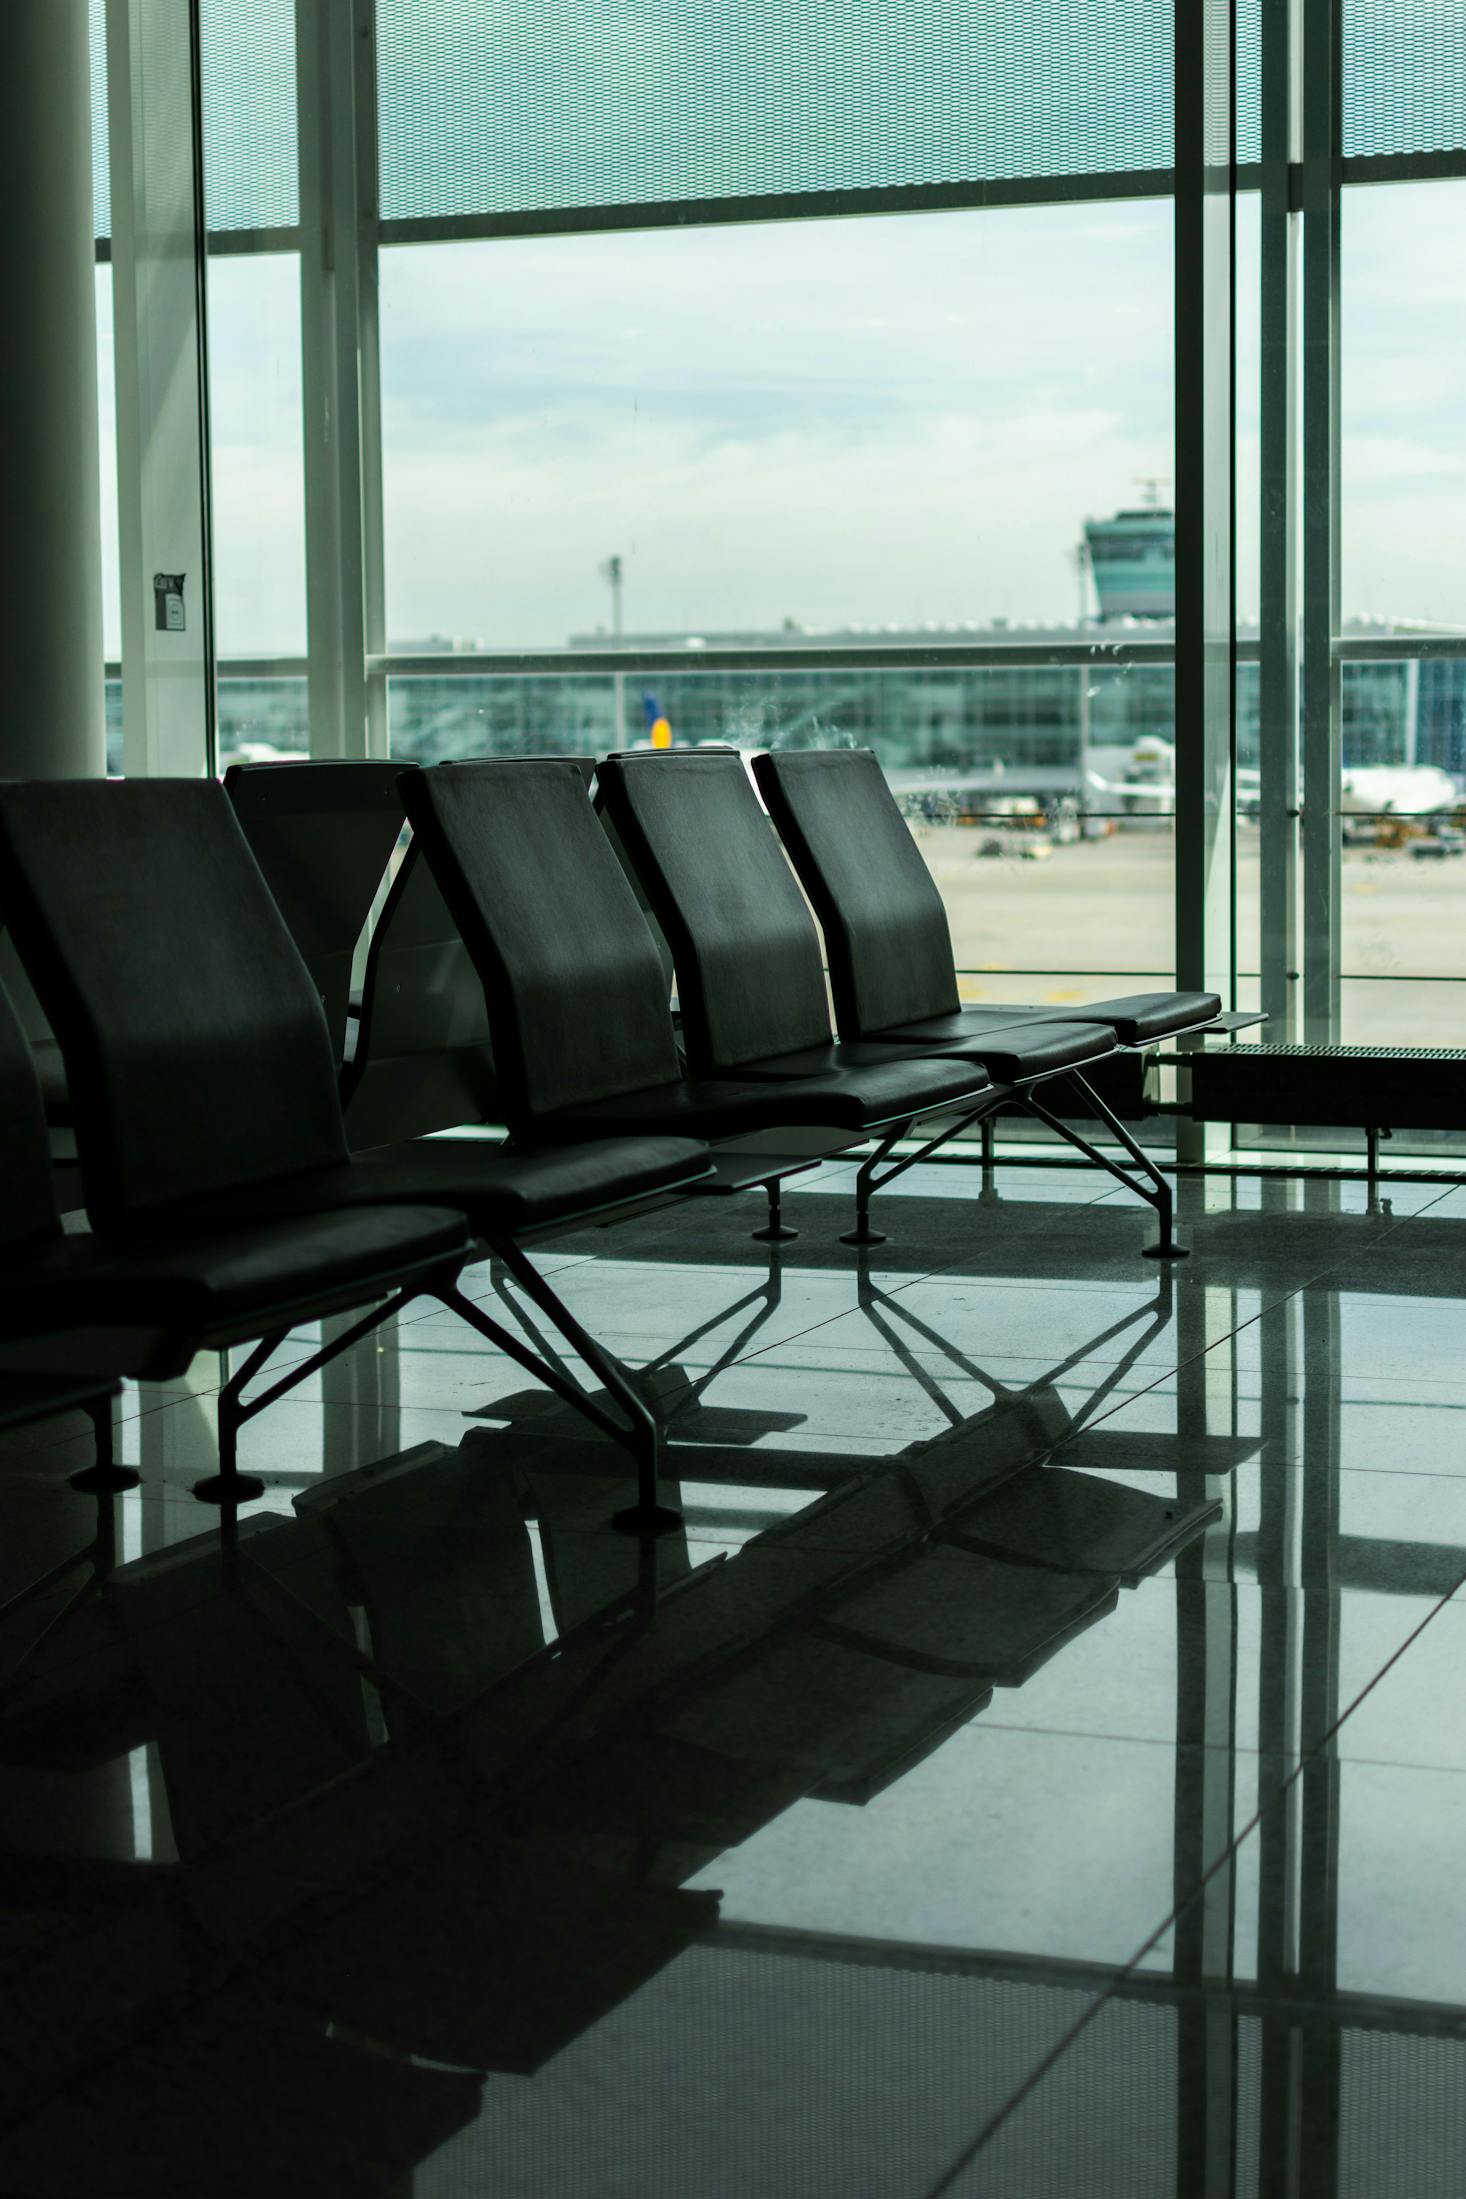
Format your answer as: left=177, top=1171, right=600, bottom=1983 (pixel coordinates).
left=146, top=1136, right=712, bottom=1241
left=0, top=1206, right=471, bottom=1342
left=357, top=1136, right=712, bottom=1228
left=535, top=1054, right=991, bottom=1139
left=726, top=1048, right=992, bottom=1126
left=889, top=993, right=1222, bottom=1051
left=858, top=1021, right=1115, bottom=1083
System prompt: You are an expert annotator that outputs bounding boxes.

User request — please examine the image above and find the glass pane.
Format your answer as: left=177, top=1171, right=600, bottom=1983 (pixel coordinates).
left=199, top=0, right=299, bottom=232
left=389, top=659, right=1176, bottom=994
left=1339, top=182, right=1466, bottom=1054
left=204, top=253, right=308, bottom=667
left=1343, top=181, right=1466, bottom=632
left=217, top=674, right=309, bottom=765
left=381, top=204, right=1173, bottom=649
left=1344, top=1, right=1466, bottom=160
left=383, top=202, right=1173, bottom=1002
left=199, top=0, right=305, bottom=771
left=377, top=0, right=1175, bottom=224
left=89, top=0, right=109, bottom=241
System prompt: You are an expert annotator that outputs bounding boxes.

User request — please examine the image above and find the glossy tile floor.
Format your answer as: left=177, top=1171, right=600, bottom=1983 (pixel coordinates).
left=3, top=1156, right=1466, bottom=2196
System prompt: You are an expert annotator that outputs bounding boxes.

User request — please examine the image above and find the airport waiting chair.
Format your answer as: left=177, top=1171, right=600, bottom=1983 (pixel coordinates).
left=0, top=973, right=472, bottom=1503
left=224, top=759, right=408, bottom=1066
left=229, top=754, right=593, bottom=1149
left=0, top=780, right=718, bottom=1531
left=751, top=747, right=1228, bottom=1256
left=399, top=758, right=999, bottom=1248
left=340, top=756, right=596, bottom=1150
left=594, top=747, right=1120, bottom=1247
left=340, top=828, right=502, bottom=1148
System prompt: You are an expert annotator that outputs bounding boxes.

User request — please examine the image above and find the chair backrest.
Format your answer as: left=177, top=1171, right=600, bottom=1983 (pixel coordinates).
left=596, top=748, right=833, bottom=1073
left=752, top=748, right=960, bottom=1035
left=593, top=793, right=677, bottom=996
left=341, top=759, right=597, bottom=1145
left=0, top=780, right=350, bottom=1227
left=224, top=760, right=405, bottom=1062
left=0, top=978, right=61, bottom=1250
left=341, top=834, right=502, bottom=1148
left=399, top=758, right=683, bottom=1121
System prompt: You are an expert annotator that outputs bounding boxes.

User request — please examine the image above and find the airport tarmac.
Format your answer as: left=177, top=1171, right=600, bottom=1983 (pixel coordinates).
left=918, top=821, right=1466, bottom=1048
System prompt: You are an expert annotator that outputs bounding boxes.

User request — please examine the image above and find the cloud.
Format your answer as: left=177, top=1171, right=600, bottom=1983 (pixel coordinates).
left=379, top=203, right=1175, bottom=640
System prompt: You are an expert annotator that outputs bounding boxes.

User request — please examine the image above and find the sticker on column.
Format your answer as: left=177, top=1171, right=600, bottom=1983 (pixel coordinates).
left=153, top=573, right=186, bottom=633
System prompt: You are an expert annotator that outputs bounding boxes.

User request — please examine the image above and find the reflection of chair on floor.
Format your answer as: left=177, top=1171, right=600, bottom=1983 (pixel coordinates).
left=0, top=1396, right=1227, bottom=2116
left=0, top=1371, right=120, bottom=1672
left=468, top=1237, right=807, bottom=1450
left=470, top=1247, right=1246, bottom=1567
left=293, top=1444, right=549, bottom=1718
left=0, top=1993, right=486, bottom=2199
left=0, top=1499, right=719, bottom=2085
left=501, top=1410, right=1214, bottom=1852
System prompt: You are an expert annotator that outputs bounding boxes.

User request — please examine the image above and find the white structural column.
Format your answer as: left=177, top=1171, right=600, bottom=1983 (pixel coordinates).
left=297, top=0, right=384, bottom=759
left=0, top=1, right=107, bottom=782
left=107, top=0, right=215, bottom=777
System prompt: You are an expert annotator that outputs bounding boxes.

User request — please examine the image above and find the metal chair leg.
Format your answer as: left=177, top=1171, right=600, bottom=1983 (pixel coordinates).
left=69, top=1392, right=140, bottom=1495
left=751, top=1178, right=799, bottom=1243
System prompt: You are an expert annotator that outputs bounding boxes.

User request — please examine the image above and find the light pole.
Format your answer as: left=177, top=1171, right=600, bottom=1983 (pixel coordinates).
left=1074, top=536, right=1092, bottom=833
left=601, top=553, right=625, bottom=743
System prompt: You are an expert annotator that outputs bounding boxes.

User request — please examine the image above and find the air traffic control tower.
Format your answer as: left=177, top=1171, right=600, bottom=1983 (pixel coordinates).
left=1083, top=506, right=1175, bottom=620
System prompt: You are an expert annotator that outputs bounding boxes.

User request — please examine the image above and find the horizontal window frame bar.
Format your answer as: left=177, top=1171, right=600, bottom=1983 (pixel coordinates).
left=374, top=167, right=1178, bottom=246
left=1335, top=635, right=1466, bottom=662
left=1341, top=149, right=1466, bottom=189
left=115, top=639, right=1466, bottom=680
left=107, top=657, right=310, bottom=680
left=373, top=641, right=1179, bottom=677
left=86, top=148, right=1466, bottom=272
left=96, top=225, right=302, bottom=263
left=955, top=968, right=1174, bottom=979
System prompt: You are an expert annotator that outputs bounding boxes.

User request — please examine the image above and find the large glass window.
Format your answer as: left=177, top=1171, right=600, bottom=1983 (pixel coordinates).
left=381, top=204, right=1175, bottom=1003
left=205, top=253, right=309, bottom=765
left=1336, top=180, right=1466, bottom=1051
left=381, top=207, right=1171, bottom=650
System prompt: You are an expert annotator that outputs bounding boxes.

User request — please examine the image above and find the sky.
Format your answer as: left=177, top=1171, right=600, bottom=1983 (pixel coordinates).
left=99, top=181, right=1466, bottom=656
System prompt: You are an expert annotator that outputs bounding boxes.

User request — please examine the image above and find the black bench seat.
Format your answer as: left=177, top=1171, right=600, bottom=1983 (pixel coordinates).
left=595, top=746, right=1120, bottom=1246
left=0, top=780, right=719, bottom=1532
left=400, top=759, right=999, bottom=1252
left=878, top=991, right=1223, bottom=1051
left=748, top=746, right=1222, bottom=1255
left=751, top=748, right=1223, bottom=1053
left=153, top=1134, right=710, bottom=1242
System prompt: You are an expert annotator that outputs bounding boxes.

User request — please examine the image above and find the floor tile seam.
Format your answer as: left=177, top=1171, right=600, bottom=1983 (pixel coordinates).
left=912, top=1974, right=1128, bottom=2198
left=914, top=1779, right=1293, bottom=2197
left=953, top=1711, right=1466, bottom=1775
left=1034, top=1344, right=1213, bottom=1445
left=957, top=1715, right=1274, bottom=1761
left=914, top=1568, right=1466, bottom=2196
left=697, top=1265, right=968, bottom=1375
